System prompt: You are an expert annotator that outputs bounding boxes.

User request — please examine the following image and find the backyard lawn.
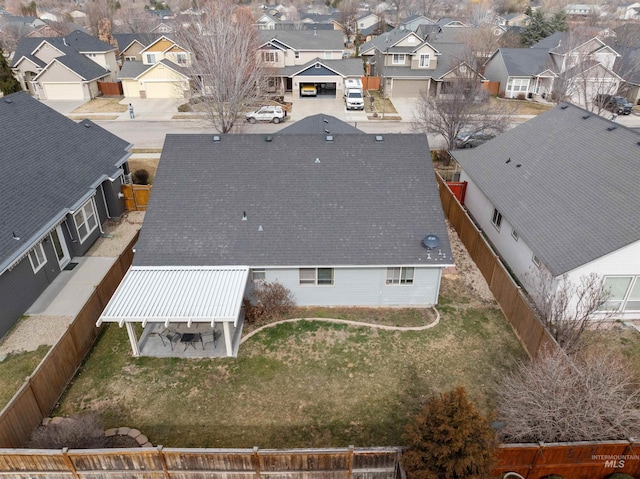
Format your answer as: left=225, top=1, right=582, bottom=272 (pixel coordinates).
left=0, top=346, right=49, bottom=409
left=55, top=275, right=527, bottom=448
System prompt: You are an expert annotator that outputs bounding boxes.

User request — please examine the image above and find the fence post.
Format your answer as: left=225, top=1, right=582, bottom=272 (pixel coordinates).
left=347, top=445, right=354, bottom=479
left=252, top=446, right=261, bottom=479
left=157, top=445, right=170, bottom=479
left=61, top=448, right=80, bottom=479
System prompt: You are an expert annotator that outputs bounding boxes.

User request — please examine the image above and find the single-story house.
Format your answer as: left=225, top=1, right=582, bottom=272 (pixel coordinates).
left=98, top=115, right=453, bottom=357
left=0, top=92, right=132, bottom=339
left=450, top=103, right=640, bottom=320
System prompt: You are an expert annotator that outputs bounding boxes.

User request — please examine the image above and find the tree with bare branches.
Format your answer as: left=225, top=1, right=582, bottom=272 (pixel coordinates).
left=175, top=0, right=272, bottom=133
left=413, top=71, right=514, bottom=152
left=497, top=347, right=640, bottom=443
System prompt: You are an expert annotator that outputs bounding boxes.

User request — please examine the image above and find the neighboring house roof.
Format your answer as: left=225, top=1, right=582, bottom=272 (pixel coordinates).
left=493, top=48, right=556, bottom=76
left=360, top=28, right=420, bottom=53
left=0, top=93, right=131, bottom=274
left=133, top=123, right=451, bottom=268
left=40, top=53, right=110, bottom=81
left=436, top=17, right=470, bottom=27
left=612, top=45, right=640, bottom=84
left=278, top=57, right=363, bottom=77
left=260, top=29, right=344, bottom=51
left=451, top=103, right=640, bottom=277
left=278, top=114, right=362, bottom=134
left=118, top=58, right=187, bottom=80
left=113, top=33, right=163, bottom=52
left=400, top=14, right=436, bottom=26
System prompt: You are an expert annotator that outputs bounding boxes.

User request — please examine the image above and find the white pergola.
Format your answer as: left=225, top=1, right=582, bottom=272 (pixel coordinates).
left=97, top=266, right=250, bottom=357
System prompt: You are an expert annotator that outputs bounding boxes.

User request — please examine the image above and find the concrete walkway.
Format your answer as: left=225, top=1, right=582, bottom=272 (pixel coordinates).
left=240, top=306, right=441, bottom=345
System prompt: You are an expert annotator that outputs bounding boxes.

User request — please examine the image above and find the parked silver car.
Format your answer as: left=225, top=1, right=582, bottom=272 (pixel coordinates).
left=246, top=105, right=286, bottom=124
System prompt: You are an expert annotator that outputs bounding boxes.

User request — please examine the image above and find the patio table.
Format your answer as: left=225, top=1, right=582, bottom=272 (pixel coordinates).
left=180, top=332, right=202, bottom=351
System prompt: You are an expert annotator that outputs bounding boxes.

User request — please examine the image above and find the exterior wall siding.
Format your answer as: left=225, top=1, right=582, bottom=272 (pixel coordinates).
left=33, top=43, right=64, bottom=64
left=122, top=43, right=145, bottom=61
left=249, top=267, right=442, bottom=306
left=40, top=61, right=82, bottom=82
left=483, top=54, right=509, bottom=95
left=101, top=176, right=127, bottom=219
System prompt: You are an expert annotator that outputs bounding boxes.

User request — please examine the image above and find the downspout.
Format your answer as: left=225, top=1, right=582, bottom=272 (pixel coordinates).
left=100, top=183, right=112, bottom=220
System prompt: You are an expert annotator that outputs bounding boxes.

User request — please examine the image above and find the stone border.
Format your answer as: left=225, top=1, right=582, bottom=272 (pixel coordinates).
left=41, top=418, right=152, bottom=447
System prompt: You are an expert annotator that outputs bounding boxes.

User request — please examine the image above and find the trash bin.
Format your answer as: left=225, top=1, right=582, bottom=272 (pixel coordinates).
left=527, top=92, right=533, bottom=99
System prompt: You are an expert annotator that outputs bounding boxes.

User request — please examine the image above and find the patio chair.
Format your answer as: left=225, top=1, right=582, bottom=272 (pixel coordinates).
left=202, top=329, right=222, bottom=349
left=158, top=328, right=181, bottom=350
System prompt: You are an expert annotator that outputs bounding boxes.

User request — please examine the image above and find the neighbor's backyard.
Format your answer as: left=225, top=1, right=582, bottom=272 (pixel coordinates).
left=55, top=274, right=527, bottom=448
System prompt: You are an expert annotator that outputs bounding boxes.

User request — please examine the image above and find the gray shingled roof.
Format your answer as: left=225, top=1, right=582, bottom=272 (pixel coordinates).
left=134, top=127, right=451, bottom=268
left=360, top=28, right=417, bottom=54
left=498, top=48, right=556, bottom=76
left=113, top=33, right=164, bottom=52
left=451, top=103, right=640, bottom=276
left=260, top=29, right=344, bottom=51
left=118, top=60, right=152, bottom=79
left=278, top=114, right=363, bottom=134
left=53, top=52, right=110, bottom=81
left=277, top=58, right=364, bottom=77
left=0, top=93, right=131, bottom=273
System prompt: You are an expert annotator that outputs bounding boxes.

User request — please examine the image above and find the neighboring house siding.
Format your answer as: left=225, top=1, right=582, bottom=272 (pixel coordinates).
left=483, top=54, right=509, bottom=95
left=39, top=61, right=82, bottom=82
left=0, top=250, right=57, bottom=338
left=122, top=43, right=145, bottom=61
left=122, top=79, right=140, bottom=97
left=253, top=267, right=442, bottom=306
left=296, top=51, right=343, bottom=64
left=33, top=42, right=64, bottom=63
left=100, top=177, right=126, bottom=219
left=145, top=38, right=175, bottom=52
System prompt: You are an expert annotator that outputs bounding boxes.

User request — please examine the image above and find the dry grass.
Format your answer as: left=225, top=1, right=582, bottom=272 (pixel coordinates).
left=490, top=97, right=554, bottom=115
left=368, top=90, right=399, bottom=116
left=55, top=276, right=525, bottom=448
left=0, top=346, right=49, bottom=409
left=68, top=115, right=119, bottom=121
left=130, top=148, right=162, bottom=154
left=72, top=98, right=127, bottom=113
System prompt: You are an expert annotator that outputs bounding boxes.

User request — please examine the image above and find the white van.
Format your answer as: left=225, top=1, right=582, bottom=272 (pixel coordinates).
left=343, top=78, right=364, bottom=110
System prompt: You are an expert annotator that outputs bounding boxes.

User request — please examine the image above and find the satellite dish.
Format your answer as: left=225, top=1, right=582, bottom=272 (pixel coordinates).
left=422, top=234, right=440, bottom=249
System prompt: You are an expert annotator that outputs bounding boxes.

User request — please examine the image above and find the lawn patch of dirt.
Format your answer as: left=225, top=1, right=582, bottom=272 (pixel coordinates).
left=128, top=158, right=159, bottom=184
left=490, top=97, right=554, bottom=115
left=72, top=98, right=127, bottom=113
left=68, top=115, right=119, bottom=121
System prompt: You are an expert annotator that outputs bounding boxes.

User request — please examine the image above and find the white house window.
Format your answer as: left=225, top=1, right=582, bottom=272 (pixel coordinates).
left=86, top=53, right=96, bottom=58
left=295, top=51, right=300, bottom=59
left=73, top=199, right=98, bottom=244
left=419, top=53, right=430, bottom=68
left=386, top=267, right=414, bottom=285
left=124, top=56, right=137, bottom=61
left=261, top=51, right=278, bottom=62
left=491, top=208, right=502, bottom=231
left=28, top=243, right=47, bottom=273
left=602, top=276, right=640, bottom=312
left=511, top=229, right=519, bottom=241
left=532, top=254, right=541, bottom=268
left=408, top=36, right=416, bottom=43
left=506, top=78, right=530, bottom=93
left=324, top=51, right=333, bottom=59
left=252, top=269, right=266, bottom=283
left=360, top=22, right=364, bottom=27
left=145, top=53, right=157, bottom=64
left=299, top=268, right=334, bottom=285
left=176, top=52, right=187, bottom=65
left=392, top=54, right=405, bottom=64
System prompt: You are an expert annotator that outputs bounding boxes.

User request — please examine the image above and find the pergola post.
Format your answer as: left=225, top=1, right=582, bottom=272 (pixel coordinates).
left=125, top=322, right=140, bottom=357
left=223, top=322, right=233, bottom=357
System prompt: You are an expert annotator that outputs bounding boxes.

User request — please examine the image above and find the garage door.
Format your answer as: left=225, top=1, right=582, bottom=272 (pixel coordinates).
left=144, top=82, right=182, bottom=99
left=391, top=79, right=428, bottom=98
left=43, top=83, right=84, bottom=100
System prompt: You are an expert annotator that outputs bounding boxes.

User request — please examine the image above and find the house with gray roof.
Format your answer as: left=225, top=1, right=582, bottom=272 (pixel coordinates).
left=11, top=30, right=117, bottom=100
left=98, top=116, right=453, bottom=357
left=0, top=92, right=132, bottom=340
left=451, top=103, right=640, bottom=320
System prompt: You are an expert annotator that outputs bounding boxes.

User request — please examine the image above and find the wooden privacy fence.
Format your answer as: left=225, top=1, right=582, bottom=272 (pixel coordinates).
left=362, top=76, right=381, bottom=91
left=97, top=81, right=124, bottom=96
left=0, top=446, right=402, bottom=479
left=122, top=184, right=152, bottom=211
left=483, top=81, right=500, bottom=96
left=435, top=175, right=557, bottom=359
left=496, top=440, right=640, bottom=479
left=0, top=233, right=139, bottom=448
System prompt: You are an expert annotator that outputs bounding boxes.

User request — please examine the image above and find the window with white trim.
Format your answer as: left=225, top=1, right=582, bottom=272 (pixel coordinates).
left=145, top=53, right=157, bottom=64
left=295, top=51, right=300, bottom=59
left=506, top=77, right=530, bottom=93
left=386, top=267, right=414, bottom=285
left=73, top=199, right=98, bottom=244
left=601, top=276, right=640, bottom=312
left=532, top=254, right=541, bottom=267
left=124, top=56, right=137, bottom=61
left=261, top=51, right=278, bottom=62
left=252, top=269, right=266, bottom=283
left=299, top=268, right=334, bottom=285
left=324, top=51, right=333, bottom=59
left=511, top=229, right=519, bottom=241
left=491, top=208, right=502, bottom=231
left=419, top=53, right=430, bottom=68
left=28, top=243, right=47, bottom=273
left=392, top=53, right=405, bottom=64
left=176, top=52, right=187, bottom=65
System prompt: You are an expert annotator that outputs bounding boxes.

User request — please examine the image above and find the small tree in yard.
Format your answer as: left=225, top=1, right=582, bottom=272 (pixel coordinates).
left=175, top=0, right=271, bottom=133
left=497, top=347, right=640, bottom=443
left=413, top=73, right=514, bottom=152
left=402, top=386, right=497, bottom=479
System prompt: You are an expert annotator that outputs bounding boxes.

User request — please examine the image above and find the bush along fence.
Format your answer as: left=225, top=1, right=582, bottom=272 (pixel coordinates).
left=0, top=446, right=402, bottom=479
left=435, top=174, right=558, bottom=359
left=0, top=233, right=138, bottom=448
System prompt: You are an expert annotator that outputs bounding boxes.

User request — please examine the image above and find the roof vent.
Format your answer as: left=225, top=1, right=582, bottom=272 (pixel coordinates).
left=324, top=128, right=330, bottom=133
left=516, top=164, right=522, bottom=167
left=213, top=135, right=220, bottom=142
left=375, top=135, right=383, bottom=142
left=422, top=234, right=439, bottom=260
left=560, top=104, right=568, bottom=109
left=4, top=98, right=12, bottom=104
left=315, top=157, right=321, bottom=163
left=242, top=211, right=247, bottom=221
left=607, top=125, right=617, bottom=131
left=323, top=118, right=329, bottom=123
left=582, top=114, right=590, bottom=119
left=12, top=231, right=20, bottom=241
left=326, top=135, right=333, bottom=141
left=265, top=135, right=273, bottom=142
left=83, top=121, right=91, bottom=128
left=505, top=158, right=511, bottom=164
left=258, top=224, right=264, bottom=232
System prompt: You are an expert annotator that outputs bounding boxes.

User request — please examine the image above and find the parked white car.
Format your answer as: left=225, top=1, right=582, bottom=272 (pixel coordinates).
left=246, top=106, right=286, bottom=124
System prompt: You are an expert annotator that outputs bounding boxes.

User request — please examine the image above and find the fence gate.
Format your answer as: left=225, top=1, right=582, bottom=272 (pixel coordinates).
left=121, top=184, right=151, bottom=211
